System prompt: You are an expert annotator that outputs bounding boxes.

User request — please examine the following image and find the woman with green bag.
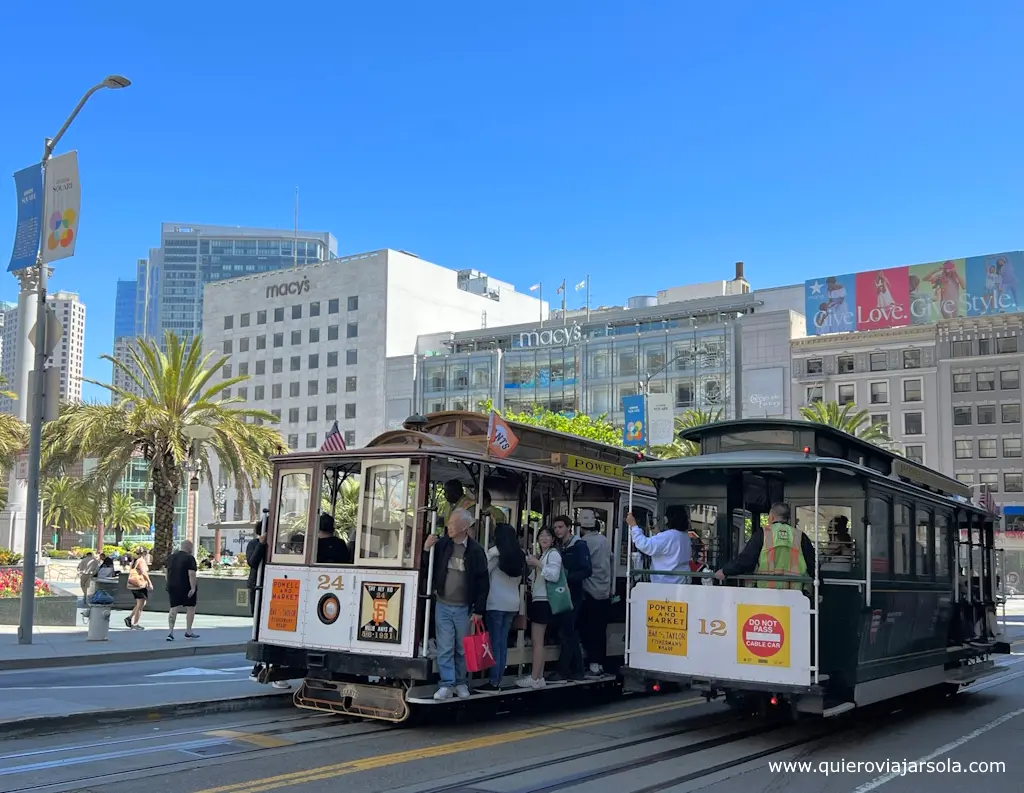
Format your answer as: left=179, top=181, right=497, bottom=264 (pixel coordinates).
left=517, top=528, right=565, bottom=690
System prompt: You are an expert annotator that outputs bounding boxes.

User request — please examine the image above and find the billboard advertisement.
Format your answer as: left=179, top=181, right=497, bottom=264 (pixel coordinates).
left=804, top=251, right=1021, bottom=336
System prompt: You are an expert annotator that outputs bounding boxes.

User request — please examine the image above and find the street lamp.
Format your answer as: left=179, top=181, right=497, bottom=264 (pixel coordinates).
left=14, top=75, right=130, bottom=645
left=183, top=425, right=216, bottom=547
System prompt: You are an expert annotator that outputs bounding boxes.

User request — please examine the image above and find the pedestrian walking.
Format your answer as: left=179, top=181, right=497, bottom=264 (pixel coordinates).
left=77, top=552, right=98, bottom=617
left=166, top=540, right=199, bottom=641
left=125, top=548, right=153, bottom=629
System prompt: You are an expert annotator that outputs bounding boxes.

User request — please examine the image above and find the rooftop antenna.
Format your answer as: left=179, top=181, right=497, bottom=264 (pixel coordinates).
left=293, top=186, right=298, bottom=268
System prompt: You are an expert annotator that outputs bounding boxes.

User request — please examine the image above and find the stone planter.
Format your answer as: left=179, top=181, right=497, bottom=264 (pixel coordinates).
left=106, top=571, right=252, bottom=617
left=0, top=585, right=78, bottom=627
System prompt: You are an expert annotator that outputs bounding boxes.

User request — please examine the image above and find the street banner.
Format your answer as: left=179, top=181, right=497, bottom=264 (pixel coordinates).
left=41, top=151, right=81, bottom=263
left=622, top=394, right=646, bottom=447
left=8, top=163, right=44, bottom=272
left=647, top=393, right=675, bottom=446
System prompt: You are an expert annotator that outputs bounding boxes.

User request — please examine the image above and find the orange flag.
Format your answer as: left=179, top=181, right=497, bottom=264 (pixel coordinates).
left=487, top=411, right=519, bottom=458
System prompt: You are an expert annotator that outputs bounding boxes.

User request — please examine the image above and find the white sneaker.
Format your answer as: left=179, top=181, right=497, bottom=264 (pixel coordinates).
left=588, top=663, right=604, bottom=676
left=530, top=677, right=547, bottom=689
left=455, top=684, right=471, bottom=699
left=515, top=676, right=534, bottom=689
left=271, top=681, right=291, bottom=689
left=433, top=686, right=454, bottom=701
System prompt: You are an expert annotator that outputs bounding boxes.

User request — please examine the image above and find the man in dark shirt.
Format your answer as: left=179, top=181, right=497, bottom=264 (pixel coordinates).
left=166, top=540, right=199, bottom=641
left=714, top=503, right=816, bottom=585
left=245, top=522, right=267, bottom=616
left=316, top=514, right=351, bottom=564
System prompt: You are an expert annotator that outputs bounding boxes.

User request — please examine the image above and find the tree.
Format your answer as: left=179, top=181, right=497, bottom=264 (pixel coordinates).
left=42, top=331, right=287, bottom=567
left=478, top=399, right=624, bottom=447
left=42, top=476, right=92, bottom=541
left=105, top=492, right=151, bottom=545
left=0, top=376, right=27, bottom=472
left=650, top=407, right=723, bottom=459
left=799, top=400, right=892, bottom=445
left=321, top=476, right=359, bottom=541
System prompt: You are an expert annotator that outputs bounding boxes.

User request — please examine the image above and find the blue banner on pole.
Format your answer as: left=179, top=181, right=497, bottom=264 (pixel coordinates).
left=622, top=394, right=646, bottom=447
left=8, top=164, right=44, bottom=272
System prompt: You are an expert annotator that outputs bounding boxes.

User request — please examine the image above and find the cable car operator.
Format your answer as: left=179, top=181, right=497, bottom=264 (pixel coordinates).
left=714, top=502, right=815, bottom=589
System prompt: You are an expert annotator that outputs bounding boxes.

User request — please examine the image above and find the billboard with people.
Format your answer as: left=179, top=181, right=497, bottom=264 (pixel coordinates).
left=804, top=251, right=1021, bottom=336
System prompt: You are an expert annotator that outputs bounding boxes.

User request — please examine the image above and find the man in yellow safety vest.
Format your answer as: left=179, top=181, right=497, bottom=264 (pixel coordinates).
left=714, top=502, right=815, bottom=589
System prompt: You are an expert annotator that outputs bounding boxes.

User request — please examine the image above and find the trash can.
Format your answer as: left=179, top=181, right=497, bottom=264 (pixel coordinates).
left=87, top=605, right=111, bottom=641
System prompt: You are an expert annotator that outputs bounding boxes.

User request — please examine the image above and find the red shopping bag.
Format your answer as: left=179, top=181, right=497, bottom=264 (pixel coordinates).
left=463, top=629, right=495, bottom=673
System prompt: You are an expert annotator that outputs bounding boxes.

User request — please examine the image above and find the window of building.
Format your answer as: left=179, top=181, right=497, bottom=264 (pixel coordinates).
left=954, top=440, right=973, bottom=459
left=806, top=358, right=823, bottom=375
left=956, top=472, right=975, bottom=485
left=326, top=378, right=338, bottom=394
left=328, top=298, right=340, bottom=314
left=869, top=352, right=887, bottom=372
left=289, top=382, right=300, bottom=398
left=1002, top=403, right=1021, bottom=424
left=838, top=355, right=855, bottom=374
left=273, top=333, right=283, bottom=348
left=1004, top=438, right=1022, bottom=458
left=291, top=330, right=302, bottom=345
left=979, top=338, right=993, bottom=355
left=256, top=360, right=266, bottom=375
left=239, top=337, right=250, bottom=353
left=953, top=406, right=973, bottom=426
left=327, top=351, right=338, bottom=367
left=309, top=354, right=319, bottom=369
left=307, top=406, right=318, bottom=422
left=978, top=405, right=996, bottom=424
left=345, top=403, right=356, bottom=419
left=310, top=301, right=320, bottom=317
left=290, top=356, right=300, bottom=372
left=224, top=315, right=233, bottom=330
left=272, top=358, right=283, bottom=374
left=344, top=430, right=356, bottom=446
left=345, top=376, right=357, bottom=393
left=274, top=307, right=284, bottom=322
left=346, top=322, right=358, bottom=339
left=309, top=328, right=320, bottom=343
left=222, top=387, right=232, bottom=398
left=838, top=384, right=855, bottom=405
left=618, top=351, right=638, bottom=377
left=951, top=340, right=972, bottom=358
left=675, top=382, right=693, bottom=407
left=272, top=383, right=282, bottom=399
left=1000, top=369, right=1020, bottom=390
left=870, top=414, right=889, bottom=434
left=256, top=335, right=266, bottom=350
left=905, top=445, right=924, bottom=464
left=903, top=412, right=923, bottom=435
left=222, top=364, right=232, bottom=379
left=254, top=385, right=264, bottom=401
left=902, top=379, right=922, bottom=402
left=979, top=439, right=997, bottom=458
left=309, top=380, right=319, bottom=396
left=870, top=381, right=888, bottom=404
left=304, top=433, right=316, bottom=449
left=980, top=472, right=998, bottom=492
left=239, top=362, right=249, bottom=376
left=272, top=409, right=282, bottom=421
left=292, top=305, right=302, bottom=320
left=977, top=372, right=996, bottom=391
left=287, top=434, right=298, bottom=450
left=328, top=325, right=339, bottom=341
left=953, top=373, right=971, bottom=393
left=288, top=408, right=299, bottom=424
left=347, top=349, right=358, bottom=366
left=806, top=385, right=823, bottom=404
left=997, top=337, right=1018, bottom=354
left=326, top=404, right=337, bottom=421
left=257, top=310, right=267, bottom=325
left=903, top=349, right=921, bottom=369
left=348, top=296, right=359, bottom=311
left=1005, top=473, right=1024, bottom=493
left=223, top=340, right=232, bottom=354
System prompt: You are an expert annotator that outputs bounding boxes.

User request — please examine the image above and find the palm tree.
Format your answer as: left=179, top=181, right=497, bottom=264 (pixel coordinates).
left=0, top=375, right=27, bottom=472
left=42, top=331, right=287, bottom=567
left=42, top=476, right=92, bottom=543
left=650, top=407, right=723, bottom=459
left=799, top=400, right=892, bottom=444
left=106, top=491, right=151, bottom=545
left=321, top=476, right=359, bottom=541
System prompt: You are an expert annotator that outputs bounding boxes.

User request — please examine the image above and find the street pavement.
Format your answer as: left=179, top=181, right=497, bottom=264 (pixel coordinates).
left=1, top=649, right=1022, bottom=793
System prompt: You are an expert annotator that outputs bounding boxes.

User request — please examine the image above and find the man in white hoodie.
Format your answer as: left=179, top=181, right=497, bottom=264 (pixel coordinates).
left=578, top=510, right=613, bottom=676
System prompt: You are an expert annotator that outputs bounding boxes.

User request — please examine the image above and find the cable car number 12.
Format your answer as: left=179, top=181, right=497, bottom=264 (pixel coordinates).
left=698, top=619, right=727, bottom=636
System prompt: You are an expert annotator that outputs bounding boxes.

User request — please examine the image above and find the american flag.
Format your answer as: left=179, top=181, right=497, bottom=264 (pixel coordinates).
left=320, top=421, right=347, bottom=452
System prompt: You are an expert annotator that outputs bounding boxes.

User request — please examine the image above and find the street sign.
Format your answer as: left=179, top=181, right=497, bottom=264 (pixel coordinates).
left=27, top=304, right=63, bottom=357
left=15, top=453, right=28, bottom=481
left=8, top=164, right=44, bottom=272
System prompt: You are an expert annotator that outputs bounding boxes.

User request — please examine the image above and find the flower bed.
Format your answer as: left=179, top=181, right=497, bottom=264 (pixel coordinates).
left=0, top=568, right=55, bottom=598
left=0, top=568, right=77, bottom=626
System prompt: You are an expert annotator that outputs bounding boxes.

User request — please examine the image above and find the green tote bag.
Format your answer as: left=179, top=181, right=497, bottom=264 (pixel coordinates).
left=544, top=552, right=573, bottom=615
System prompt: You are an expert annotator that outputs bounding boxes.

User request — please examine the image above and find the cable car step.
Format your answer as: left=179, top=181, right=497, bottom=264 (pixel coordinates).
left=406, top=673, right=618, bottom=703
left=946, top=660, right=999, bottom=685
left=822, top=702, right=856, bottom=718
left=294, top=679, right=410, bottom=723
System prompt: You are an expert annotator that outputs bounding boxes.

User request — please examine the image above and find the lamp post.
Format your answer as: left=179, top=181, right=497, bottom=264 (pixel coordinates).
left=183, top=425, right=216, bottom=549
left=14, top=75, right=130, bottom=644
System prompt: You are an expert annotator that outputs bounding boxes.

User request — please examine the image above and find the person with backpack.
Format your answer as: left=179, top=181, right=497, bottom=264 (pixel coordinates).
left=481, top=522, right=526, bottom=691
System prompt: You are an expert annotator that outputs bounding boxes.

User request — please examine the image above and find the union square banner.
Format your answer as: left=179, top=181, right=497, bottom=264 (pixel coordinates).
left=804, top=251, right=1022, bottom=336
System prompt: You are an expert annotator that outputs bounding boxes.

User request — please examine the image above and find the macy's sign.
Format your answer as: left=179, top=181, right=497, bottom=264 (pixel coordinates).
left=517, top=323, right=582, bottom=348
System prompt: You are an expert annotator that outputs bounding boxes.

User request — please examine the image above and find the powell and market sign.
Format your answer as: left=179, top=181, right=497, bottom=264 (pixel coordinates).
left=515, top=323, right=583, bottom=348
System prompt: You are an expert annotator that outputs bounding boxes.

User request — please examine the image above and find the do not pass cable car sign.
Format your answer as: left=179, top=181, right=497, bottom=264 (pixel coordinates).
left=736, top=605, right=790, bottom=668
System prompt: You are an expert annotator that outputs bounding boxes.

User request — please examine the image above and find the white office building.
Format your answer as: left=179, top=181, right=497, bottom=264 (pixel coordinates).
left=200, top=248, right=547, bottom=526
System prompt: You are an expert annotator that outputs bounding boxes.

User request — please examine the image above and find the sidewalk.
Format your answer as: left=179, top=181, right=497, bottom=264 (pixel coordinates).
left=0, top=611, right=253, bottom=670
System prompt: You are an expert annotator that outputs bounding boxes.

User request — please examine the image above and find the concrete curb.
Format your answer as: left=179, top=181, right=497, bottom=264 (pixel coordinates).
left=0, top=642, right=247, bottom=671
left=0, top=690, right=294, bottom=739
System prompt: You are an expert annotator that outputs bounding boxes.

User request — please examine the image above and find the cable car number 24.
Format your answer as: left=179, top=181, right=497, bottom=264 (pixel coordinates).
left=317, top=575, right=345, bottom=590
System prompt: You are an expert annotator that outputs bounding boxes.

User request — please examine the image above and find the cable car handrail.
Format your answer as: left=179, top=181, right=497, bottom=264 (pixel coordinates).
left=629, top=569, right=814, bottom=583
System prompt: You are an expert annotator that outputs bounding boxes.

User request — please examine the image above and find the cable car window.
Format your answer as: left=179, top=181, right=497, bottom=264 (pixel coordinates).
left=894, top=503, right=912, bottom=575
left=318, top=467, right=360, bottom=565
left=273, top=469, right=314, bottom=563
left=357, top=461, right=413, bottom=565
left=935, top=512, right=951, bottom=579
left=868, top=497, right=890, bottom=574
left=796, top=505, right=854, bottom=566
left=719, top=430, right=795, bottom=449
left=915, top=508, right=933, bottom=578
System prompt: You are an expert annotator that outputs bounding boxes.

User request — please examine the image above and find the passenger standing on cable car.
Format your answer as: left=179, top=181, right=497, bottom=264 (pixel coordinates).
left=713, top=502, right=815, bottom=587
left=552, top=515, right=591, bottom=681
left=625, top=509, right=692, bottom=583
left=423, top=508, right=489, bottom=701
left=440, top=480, right=475, bottom=524
left=578, top=510, right=613, bottom=676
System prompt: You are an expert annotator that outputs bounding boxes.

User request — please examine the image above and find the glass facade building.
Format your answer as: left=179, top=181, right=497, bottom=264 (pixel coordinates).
left=114, top=280, right=137, bottom=339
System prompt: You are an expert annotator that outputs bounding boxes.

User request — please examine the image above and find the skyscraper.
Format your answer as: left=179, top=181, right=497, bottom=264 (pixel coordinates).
left=114, top=279, right=137, bottom=339
left=135, top=223, right=336, bottom=343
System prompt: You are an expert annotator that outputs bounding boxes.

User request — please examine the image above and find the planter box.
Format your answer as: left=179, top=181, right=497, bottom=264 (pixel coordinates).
left=105, top=571, right=252, bottom=617
left=0, top=588, right=78, bottom=626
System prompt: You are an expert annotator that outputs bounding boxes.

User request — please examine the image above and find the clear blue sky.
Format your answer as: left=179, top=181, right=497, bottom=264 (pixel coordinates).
left=2, top=2, right=1022, bottom=401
